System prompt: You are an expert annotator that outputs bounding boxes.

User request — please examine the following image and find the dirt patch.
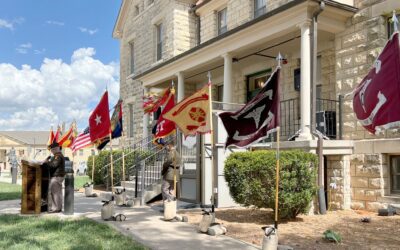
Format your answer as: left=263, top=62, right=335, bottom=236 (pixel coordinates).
left=179, top=208, right=400, bottom=249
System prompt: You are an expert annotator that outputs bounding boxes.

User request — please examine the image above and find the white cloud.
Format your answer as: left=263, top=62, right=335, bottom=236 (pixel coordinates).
left=0, top=17, right=24, bottom=30
left=78, top=27, right=98, bottom=35
left=34, top=48, right=46, bottom=55
left=46, top=20, right=64, bottom=26
left=0, top=47, right=120, bottom=131
left=0, top=19, right=13, bottom=30
left=15, top=43, right=32, bottom=54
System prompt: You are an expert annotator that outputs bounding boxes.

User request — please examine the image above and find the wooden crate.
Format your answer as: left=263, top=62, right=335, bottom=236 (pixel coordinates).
left=21, top=160, right=42, bottom=214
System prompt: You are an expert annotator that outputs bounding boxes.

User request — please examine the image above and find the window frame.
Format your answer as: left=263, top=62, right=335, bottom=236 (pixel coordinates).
left=387, top=13, right=400, bottom=38
left=390, top=155, right=400, bottom=194
left=129, top=41, right=135, bottom=74
left=217, top=8, right=227, bottom=35
left=254, top=0, right=266, bottom=18
left=156, top=23, right=163, bottom=61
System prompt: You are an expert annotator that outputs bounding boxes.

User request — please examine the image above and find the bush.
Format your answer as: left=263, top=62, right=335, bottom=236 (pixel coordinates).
left=224, top=150, right=317, bottom=219
left=87, top=149, right=151, bottom=186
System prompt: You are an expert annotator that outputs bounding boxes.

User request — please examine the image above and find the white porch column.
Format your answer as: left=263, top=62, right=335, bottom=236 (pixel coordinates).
left=222, top=53, right=233, bottom=104
left=176, top=71, right=185, bottom=102
left=297, top=20, right=312, bottom=141
left=142, top=86, right=149, bottom=140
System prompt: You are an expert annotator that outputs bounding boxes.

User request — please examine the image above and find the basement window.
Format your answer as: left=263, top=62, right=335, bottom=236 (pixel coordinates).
left=391, top=156, right=400, bottom=194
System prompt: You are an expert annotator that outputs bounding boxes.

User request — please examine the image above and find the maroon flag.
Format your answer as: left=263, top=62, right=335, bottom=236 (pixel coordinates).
left=352, top=32, right=400, bottom=134
left=89, top=91, right=111, bottom=143
left=219, top=67, right=281, bottom=148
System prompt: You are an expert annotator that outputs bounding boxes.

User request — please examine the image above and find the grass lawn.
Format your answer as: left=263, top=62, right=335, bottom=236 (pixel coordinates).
left=74, top=175, right=91, bottom=189
left=0, top=215, right=148, bottom=250
left=0, top=182, right=21, bottom=201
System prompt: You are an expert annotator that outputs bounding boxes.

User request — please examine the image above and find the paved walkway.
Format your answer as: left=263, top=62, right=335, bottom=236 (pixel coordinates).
left=0, top=192, right=260, bottom=250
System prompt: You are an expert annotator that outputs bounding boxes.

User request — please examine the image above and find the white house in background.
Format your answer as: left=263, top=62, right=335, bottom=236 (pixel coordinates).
left=113, top=0, right=400, bottom=210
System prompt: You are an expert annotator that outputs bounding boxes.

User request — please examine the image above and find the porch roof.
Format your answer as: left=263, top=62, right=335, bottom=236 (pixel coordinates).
left=133, top=0, right=357, bottom=87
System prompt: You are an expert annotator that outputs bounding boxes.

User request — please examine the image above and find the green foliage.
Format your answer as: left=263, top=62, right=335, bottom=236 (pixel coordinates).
left=0, top=215, right=148, bottom=249
left=323, top=229, right=342, bottom=243
left=74, top=176, right=91, bottom=189
left=87, top=149, right=151, bottom=186
left=0, top=182, right=21, bottom=201
left=224, top=150, right=317, bottom=219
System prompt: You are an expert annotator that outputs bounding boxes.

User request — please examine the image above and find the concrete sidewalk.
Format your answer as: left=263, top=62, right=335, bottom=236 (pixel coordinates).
left=0, top=192, right=260, bottom=250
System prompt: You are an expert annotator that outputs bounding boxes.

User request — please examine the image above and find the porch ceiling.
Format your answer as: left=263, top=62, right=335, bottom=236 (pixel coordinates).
left=137, top=0, right=354, bottom=87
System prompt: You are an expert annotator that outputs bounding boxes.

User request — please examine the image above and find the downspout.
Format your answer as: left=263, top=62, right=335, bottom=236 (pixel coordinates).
left=310, top=0, right=326, bottom=215
left=189, top=4, right=201, bottom=46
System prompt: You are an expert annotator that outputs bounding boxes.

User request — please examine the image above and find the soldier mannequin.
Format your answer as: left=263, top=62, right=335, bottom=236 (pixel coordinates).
left=43, top=142, right=66, bottom=213
left=161, top=143, right=181, bottom=201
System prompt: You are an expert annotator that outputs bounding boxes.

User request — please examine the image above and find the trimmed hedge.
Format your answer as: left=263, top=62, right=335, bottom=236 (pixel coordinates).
left=87, top=150, right=151, bottom=186
left=224, top=150, right=317, bottom=219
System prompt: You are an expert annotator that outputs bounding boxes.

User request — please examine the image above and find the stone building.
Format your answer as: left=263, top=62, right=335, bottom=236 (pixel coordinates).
left=113, top=0, right=400, bottom=210
left=0, top=131, right=109, bottom=175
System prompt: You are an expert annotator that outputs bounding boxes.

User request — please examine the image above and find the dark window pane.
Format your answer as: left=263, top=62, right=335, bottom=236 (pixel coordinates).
left=218, top=8, right=227, bottom=35
left=254, top=0, right=266, bottom=18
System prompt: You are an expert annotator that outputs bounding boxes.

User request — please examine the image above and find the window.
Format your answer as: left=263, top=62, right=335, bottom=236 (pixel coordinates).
left=129, top=42, right=135, bottom=74
left=254, top=0, right=266, bottom=18
left=217, top=85, right=223, bottom=102
left=218, top=8, right=227, bottom=35
left=129, top=103, right=134, bottom=137
left=391, top=156, right=400, bottom=194
left=388, top=14, right=400, bottom=38
left=246, top=69, right=271, bottom=101
left=156, top=23, right=163, bottom=61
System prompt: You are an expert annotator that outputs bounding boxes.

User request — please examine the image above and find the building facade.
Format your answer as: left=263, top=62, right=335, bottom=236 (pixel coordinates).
left=0, top=131, right=110, bottom=175
left=114, top=0, right=400, bottom=210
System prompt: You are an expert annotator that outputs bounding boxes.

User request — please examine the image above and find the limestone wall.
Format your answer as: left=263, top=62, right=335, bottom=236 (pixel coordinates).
left=350, top=153, right=389, bottom=211
left=335, top=0, right=400, bottom=140
left=327, top=155, right=351, bottom=210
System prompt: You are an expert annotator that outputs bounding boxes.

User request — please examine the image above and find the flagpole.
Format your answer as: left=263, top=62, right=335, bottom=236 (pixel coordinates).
left=274, top=126, right=280, bottom=229
left=109, top=133, right=114, bottom=192
left=170, top=83, right=178, bottom=196
left=207, top=71, right=216, bottom=212
left=91, top=145, right=96, bottom=183
left=122, top=131, right=126, bottom=189
left=274, top=53, right=282, bottom=229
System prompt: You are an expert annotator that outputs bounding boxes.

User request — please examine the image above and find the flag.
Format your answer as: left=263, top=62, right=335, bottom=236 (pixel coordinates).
left=72, top=127, right=92, bottom=153
left=54, top=126, right=61, bottom=144
left=96, top=99, right=123, bottom=150
left=47, top=127, right=55, bottom=148
left=58, top=122, right=77, bottom=148
left=154, top=89, right=176, bottom=139
left=163, top=84, right=211, bottom=137
left=143, top=87, right=170, bottom=114
left=219, top=67, right=281, bottom=148
left=89, top=91, right=111, bottom=143
left=352, top=32, right=400, bottom=134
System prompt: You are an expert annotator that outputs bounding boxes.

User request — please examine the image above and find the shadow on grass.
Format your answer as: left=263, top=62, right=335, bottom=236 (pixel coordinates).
left=0, top=214, right=148, bottom=250
left=0, top=192, right=21, bottom=201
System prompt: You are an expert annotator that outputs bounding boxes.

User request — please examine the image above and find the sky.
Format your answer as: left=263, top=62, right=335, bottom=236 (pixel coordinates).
left=0, top=0, right=122, bottom=131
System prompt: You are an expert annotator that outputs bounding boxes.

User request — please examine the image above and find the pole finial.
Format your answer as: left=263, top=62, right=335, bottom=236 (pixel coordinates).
left=171, top=80, right=175, bottom=88
left=276, top=52, right=283, bottom=68
left=207, top=71, right=212, bottom=83
left=393, top=10, right=398, bottom=33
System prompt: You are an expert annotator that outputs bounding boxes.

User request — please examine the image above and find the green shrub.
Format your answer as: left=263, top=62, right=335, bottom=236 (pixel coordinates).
left=224, top=150, right=317, bottom=219
left=87, top=149, right=151, bottom=186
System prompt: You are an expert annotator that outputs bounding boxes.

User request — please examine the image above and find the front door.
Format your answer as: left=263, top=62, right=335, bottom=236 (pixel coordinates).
left=179, top=135, right=201, bottom=203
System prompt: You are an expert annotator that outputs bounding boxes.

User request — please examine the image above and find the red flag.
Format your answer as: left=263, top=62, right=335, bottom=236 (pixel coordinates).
left=352, top=32, right=400, bottom=134
left=154, top=90, right=176, bottom=139
left=53, top=126, right=61, bottom=144
left=143, top=88, right=171, bottom=114
left=219, top=67, right=281, bottom=148
left=89, top=91, right=111, bottom=143
left=47, top=127, right=54, bottom=148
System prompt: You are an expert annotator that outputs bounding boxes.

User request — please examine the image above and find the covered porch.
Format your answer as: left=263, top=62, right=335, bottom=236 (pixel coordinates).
left=134, top=0, right=357, bottom=206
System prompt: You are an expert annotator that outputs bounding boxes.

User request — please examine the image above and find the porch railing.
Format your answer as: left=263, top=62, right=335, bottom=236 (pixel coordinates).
left=212, top=96, right=343, bottom=140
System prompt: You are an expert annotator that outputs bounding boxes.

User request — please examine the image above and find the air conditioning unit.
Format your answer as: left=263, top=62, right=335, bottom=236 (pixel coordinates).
left=316, top=111, right=336, bottom=139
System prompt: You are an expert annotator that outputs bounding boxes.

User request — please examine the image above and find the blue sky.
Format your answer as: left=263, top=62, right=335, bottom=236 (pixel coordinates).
left=0, top=0, right=122, bottom=131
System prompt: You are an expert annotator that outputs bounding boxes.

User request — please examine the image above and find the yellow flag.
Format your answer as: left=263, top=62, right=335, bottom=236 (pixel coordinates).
left=163, top=84, right=211, bottom=137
